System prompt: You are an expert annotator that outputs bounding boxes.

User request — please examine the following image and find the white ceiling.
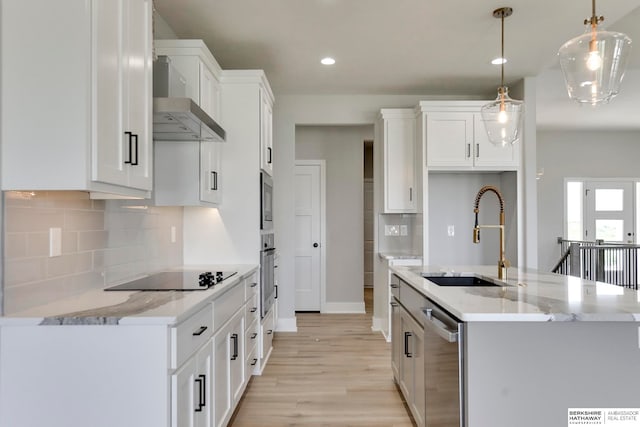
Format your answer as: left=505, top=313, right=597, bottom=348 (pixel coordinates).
left=153, top=0, right=640, bottom=130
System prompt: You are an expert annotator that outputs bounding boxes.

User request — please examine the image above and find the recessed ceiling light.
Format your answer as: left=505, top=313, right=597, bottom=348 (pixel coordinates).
left=321, top=57, right=336, bottom=65
left=491, top=57, right=507, bottom=65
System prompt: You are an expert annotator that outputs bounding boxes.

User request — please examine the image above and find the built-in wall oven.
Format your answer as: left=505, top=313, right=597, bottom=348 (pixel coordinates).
left=422, top=302, right=465, bottom=426
left=260, top=171, right=273, bottom=231
left=260, top=233, right=276, bottom=318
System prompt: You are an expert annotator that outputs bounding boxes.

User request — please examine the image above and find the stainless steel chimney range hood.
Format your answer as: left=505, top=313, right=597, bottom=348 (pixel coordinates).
left=152, top=56, right=226, bottom=142
left=153, top=98, right=226, bottom=142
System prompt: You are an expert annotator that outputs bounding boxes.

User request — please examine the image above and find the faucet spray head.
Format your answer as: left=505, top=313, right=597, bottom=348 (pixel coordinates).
left=473, top=209, right=480, bottom=243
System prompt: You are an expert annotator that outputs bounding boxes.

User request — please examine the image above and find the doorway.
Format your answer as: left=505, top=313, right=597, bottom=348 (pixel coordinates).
left=566, top=179, right=637, bottom=243
left=294, top=161, right=325, bottom=311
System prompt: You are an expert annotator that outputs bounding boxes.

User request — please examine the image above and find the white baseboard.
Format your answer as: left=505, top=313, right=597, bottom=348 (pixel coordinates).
left=371, top=316, right=383, bottom=331
left=323, top=302, right=366, bottom=314
left=275, top=317, right=297, bottom=332
left=371, top=316, right=391, bottom=342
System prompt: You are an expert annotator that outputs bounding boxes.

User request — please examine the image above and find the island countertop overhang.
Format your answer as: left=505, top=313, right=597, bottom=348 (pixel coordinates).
left=390, top=265, right=640, bottom=322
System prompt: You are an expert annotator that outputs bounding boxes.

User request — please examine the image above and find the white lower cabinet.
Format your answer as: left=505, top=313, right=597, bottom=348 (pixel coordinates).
left=398, top=309, right=425, bottom=427
left=172, top=343, right=213, bottom=427
left=213, top=309, right=245, bottom=427
left=0, top=269, right=266, bottom=427
left=391, top=275, right=426, bottom=427
left=260, top=305, right=276, bottom=366
left=213, top=324, right=232, bottom=427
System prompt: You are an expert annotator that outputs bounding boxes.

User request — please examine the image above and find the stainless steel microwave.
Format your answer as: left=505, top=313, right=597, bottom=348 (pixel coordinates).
left=260, top=171, right=273, bottom=230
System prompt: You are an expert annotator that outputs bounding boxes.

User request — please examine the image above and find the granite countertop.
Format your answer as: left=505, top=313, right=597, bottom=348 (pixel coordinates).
left=378, top=252, right=422, bottom=260
left=0, top=264, right=258, bottom=326
left=391, top=265, right=640, bottom=322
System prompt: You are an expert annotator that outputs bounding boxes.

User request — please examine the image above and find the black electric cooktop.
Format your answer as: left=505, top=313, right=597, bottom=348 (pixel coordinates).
left=104, top=271, right=237, bottom=291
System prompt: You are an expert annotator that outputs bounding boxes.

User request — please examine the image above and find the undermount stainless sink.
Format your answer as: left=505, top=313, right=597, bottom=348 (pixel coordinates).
left=422, top=274, right=502, bottom=287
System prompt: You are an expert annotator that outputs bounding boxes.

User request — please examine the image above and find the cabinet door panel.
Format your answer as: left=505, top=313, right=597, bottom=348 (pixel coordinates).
left=93, top=0, right=127, bottom=187
left=194, top=343, right=212, bottom=427
left=426, top=112, right=473, bottom=167
left=260, top=91, right=273, bottom=175
left=123, top=0, right=153, bottom=190
left=213, top=330, right=231, bottom=427
left=473, top=114, right=519, bottom=168
left=230, top=313, right=245, bottom=405
left=200, top=141, right=221, bottom=204
left=172, top=358, right=196, bottom=427
left=391, top=300, right=402, bottom=380
left=199, top=62, right=216, bottom=119
left=384, top=117, right=416, bottom=212
left=398, top=312, right=413, bottom=400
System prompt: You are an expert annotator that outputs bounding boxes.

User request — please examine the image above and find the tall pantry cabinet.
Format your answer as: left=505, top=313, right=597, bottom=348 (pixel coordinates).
left=0, top=0, right=153, bottom=198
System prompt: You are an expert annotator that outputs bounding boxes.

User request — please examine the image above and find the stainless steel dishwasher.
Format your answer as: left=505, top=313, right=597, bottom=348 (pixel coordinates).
left=422, top=302, right=465, bottom=427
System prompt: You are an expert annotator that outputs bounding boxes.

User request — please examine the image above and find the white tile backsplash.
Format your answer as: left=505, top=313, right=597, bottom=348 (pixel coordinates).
left=3, top=191, right=184, bottom=314
left=378, top=213, right=422, bottom=255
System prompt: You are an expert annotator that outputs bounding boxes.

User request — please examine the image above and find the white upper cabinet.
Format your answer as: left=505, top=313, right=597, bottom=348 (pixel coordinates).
left=378, top=109, right=417, bottom=213
left=220, top=70, right=275, bottom=177
left=0, top=0, right=153, bottom=197
left=260, top=89, right=274, bottom=176
left=153, top=40, right=225, bottom=207
left=155, top=40, right=223, bottom=123
left=472, top=114, right=520, bottom=167
left=153, top=140, right=223, bottom=207
left=200, top=141, right=222, bottom=205
left=420, top=102, right=520, bottom=170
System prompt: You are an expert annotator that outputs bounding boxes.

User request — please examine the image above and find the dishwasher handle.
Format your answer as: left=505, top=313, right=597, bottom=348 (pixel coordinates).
left=423, top=308, right=459, bottom=343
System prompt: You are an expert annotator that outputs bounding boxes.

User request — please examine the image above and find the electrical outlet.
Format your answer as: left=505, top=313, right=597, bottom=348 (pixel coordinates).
left=447, top=225, right=455, bottom=237
left=400, top=225, right=408, bottom=236
left=170, top=226, right=177, bottom=243
left=49, top=227, right=62, bottom=257
left=384, top=225, right=400, bottom=236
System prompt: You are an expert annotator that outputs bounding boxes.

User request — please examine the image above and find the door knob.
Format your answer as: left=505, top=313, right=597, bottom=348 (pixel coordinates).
left=313, top=243, right=319, bottom=248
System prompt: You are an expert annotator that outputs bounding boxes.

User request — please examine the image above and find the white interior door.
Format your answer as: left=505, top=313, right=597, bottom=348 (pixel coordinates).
left=294, top=163, right=323, bottom=311
left=585, top=181, right=635, bottom=243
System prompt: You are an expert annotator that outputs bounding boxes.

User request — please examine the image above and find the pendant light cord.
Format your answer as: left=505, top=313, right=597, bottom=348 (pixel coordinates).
left=500, top=12, right=505, bottom=89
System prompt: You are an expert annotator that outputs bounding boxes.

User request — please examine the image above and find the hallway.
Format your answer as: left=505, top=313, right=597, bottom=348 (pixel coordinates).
left=230, top=289, right=413, bottom=426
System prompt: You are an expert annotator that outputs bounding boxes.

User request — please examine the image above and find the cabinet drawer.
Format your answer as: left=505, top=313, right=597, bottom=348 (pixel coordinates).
left=261, top=307, right=275, bottom=360
left=245, top=342, right=259, bottom=377
left=400, top=279, right=427, bottom=327
left=245, top=294, right=259, bottom=323
left=390, top=274, right=400, bottom=299
left=245, top=317, right=259, bottom=355
left=213, top=282, right=245, bottom=332
left=171, top=303, right=213, bottom=369
left=245, top=273, right=259, bottom=300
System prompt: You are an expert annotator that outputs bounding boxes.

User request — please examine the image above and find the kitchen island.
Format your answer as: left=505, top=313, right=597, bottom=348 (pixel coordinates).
left=0, top=264, right=267, bottom=427
left=390, top=265, right=640, bottom=427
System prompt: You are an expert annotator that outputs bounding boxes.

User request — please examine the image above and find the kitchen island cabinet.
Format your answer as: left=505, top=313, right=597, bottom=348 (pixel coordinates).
left=390, top=265, right=640, bottom=427
left=1, top=0, right=153, bottom=198
left=0, top=265, right=259, bottom=427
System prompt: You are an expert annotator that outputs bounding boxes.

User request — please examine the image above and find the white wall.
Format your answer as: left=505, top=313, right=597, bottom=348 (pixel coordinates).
left=296, top=125, right=372, bottom=308
left=153, top=11, right=178, bottom=39
left=536, top=130, right=640, bottom=271
left=428, top=172, right=518, bottom=266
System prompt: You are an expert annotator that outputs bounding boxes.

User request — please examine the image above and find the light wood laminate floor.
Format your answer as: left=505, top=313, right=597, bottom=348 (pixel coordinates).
left=229, top=288, right=414, bottom=427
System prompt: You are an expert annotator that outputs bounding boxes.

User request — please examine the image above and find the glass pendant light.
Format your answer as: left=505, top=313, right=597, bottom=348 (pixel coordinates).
left=481, top=7, right=524, bottom=147
left=558, top=0, right=632, bottom=105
